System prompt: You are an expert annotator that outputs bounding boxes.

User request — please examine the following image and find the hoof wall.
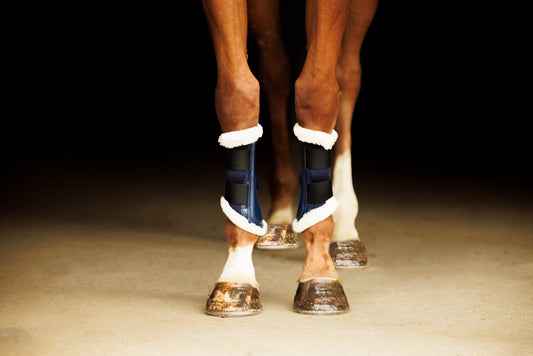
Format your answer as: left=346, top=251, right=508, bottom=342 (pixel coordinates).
left=330, top=240, right=368, bottom=269
left=205, top=282, right=262, bottom=317
left=255, top=224, right=298, bottom=250
left=293, top=279, right=349, bottom=315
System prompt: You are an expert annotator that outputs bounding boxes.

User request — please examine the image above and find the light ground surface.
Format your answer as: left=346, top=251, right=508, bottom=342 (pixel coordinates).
left=1, top=156, right=532, bottom=355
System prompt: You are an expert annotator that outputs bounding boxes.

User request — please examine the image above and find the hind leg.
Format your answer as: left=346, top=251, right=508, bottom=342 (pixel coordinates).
left=248, top=0, right=298, bottom=249
left=330, top=0, right=379, bottom=269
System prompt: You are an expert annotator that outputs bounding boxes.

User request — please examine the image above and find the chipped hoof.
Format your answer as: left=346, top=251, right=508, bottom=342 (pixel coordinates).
left=330, top=240, right=368, bottom=269
left=205, top=282, right=262, bottom=317
left=293, top=279, right=350, bottom=315
left=255, top=224, right=298, bottom=250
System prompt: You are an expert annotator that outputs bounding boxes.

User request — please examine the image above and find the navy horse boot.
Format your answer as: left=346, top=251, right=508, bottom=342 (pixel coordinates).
left=216, top=123, right=267, bottom=235
left=292, top=124, right=338, bottom=233
left=219, top=140, right=267, bottom=236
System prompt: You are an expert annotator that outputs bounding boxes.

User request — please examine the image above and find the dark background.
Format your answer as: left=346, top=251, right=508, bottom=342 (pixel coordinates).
left=3, top=1, right=530, bottom=182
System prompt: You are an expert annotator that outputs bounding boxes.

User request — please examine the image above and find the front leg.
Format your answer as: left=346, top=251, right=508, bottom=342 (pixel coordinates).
left=291, top=0, right=351, bottom=315
left=201, top=0, right=265, bottom=317
left=292, top=128, right=349, bottom=314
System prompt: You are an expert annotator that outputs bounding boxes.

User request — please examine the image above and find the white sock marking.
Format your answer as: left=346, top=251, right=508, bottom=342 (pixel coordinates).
left=217, top=244, right=258, bottom=288
left=332, top=151, right=360, bottom=242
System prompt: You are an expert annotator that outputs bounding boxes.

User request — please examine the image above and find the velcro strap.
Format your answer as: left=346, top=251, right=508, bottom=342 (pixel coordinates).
left=306, top=179, right=333, bottom=204
left=225, top=147, right=251, bottom=171
left=305, top=146, right=331, bottom=169
left=225, top=182, right=249, bottom=205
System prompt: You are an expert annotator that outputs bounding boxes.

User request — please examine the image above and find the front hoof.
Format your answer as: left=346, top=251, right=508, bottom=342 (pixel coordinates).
left=293, top=279, right=350, bottom=315
left=255, top=224, right=298, bottom=249
left=330, top=240, right=368, bottom=269
left=205, top=282, right=262, bottom=317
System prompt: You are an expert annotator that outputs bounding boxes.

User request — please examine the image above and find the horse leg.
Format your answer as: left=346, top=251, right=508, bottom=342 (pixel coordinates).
left=201, top=0, right=267, bottom=317
left=248, top=0, right=298, bottom=249
left=330, top=0, right=379, bottom=268
left=291, top=0, right=352, bottom=314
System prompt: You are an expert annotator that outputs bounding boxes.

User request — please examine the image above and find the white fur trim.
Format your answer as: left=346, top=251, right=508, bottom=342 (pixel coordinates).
left=292, top=196, right=338, bottom=233
left=218, top=124, right=263, bottom=148
left=268, top=205, right=295, bottom=225
left=293, top=123, right=338, bottom=150
left=220, top=196, right=268, bottom=236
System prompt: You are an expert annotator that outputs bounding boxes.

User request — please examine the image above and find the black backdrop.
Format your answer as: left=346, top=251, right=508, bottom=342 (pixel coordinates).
left=4, top=1, right=530, bottom=181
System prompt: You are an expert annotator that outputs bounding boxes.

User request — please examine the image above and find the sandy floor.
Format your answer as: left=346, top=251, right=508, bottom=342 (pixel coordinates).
left=1, top=156, right=532, bottom=355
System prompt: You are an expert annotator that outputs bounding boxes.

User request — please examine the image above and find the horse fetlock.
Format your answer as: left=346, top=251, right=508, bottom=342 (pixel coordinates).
left=299, top=217, right=338, bottom=281
left=218, top=244, right=258, bottom=287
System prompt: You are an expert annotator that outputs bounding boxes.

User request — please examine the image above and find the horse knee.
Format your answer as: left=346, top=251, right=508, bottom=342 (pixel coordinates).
left=215, top=73, right=260, bottom=132
left=294, top=74, right=340, bottom=132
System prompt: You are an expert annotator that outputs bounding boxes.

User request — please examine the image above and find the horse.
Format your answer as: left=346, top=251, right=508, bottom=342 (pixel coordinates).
left=201, top=0, right=378, bottom=316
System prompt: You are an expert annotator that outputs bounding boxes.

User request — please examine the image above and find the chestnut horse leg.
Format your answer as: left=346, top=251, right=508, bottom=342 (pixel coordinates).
left=247, top=0, right=298, bottom=249
left=201, top=0, right=265, bottom=317
left=330, top=0, right=379, bottom=268
left=292, top=0, right=352, bottom=314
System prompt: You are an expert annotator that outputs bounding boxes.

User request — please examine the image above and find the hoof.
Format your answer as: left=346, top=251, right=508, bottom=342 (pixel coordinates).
left=330, top=240, right=368, bottom=269
left=205, top=282, right=262, bottom=317
left=255, top=224, right=298, bottom=250
left=293, top=279, right=350, bottom=315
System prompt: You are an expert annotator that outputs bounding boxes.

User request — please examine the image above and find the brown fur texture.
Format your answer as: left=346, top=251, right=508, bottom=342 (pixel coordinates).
left=299, top=216, right=339, bottom=282
left=225, top=219, right=258, bottom=249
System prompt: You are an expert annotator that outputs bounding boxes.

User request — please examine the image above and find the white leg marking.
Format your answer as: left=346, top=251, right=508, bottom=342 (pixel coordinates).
left=217, top=244, right=258, bottom=288
left=331, top=151, right=360, bottom=242
left=268, top=205, right=294, bottom=225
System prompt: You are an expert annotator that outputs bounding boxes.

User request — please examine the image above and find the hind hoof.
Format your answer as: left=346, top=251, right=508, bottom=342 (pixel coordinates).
left=205, top=282, right=262, bottom=317
left=255, top=224, right=298, bottom=249
left=293, top=279, right=350, bottom=315
left=330, top=240, right=368, bottom=269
